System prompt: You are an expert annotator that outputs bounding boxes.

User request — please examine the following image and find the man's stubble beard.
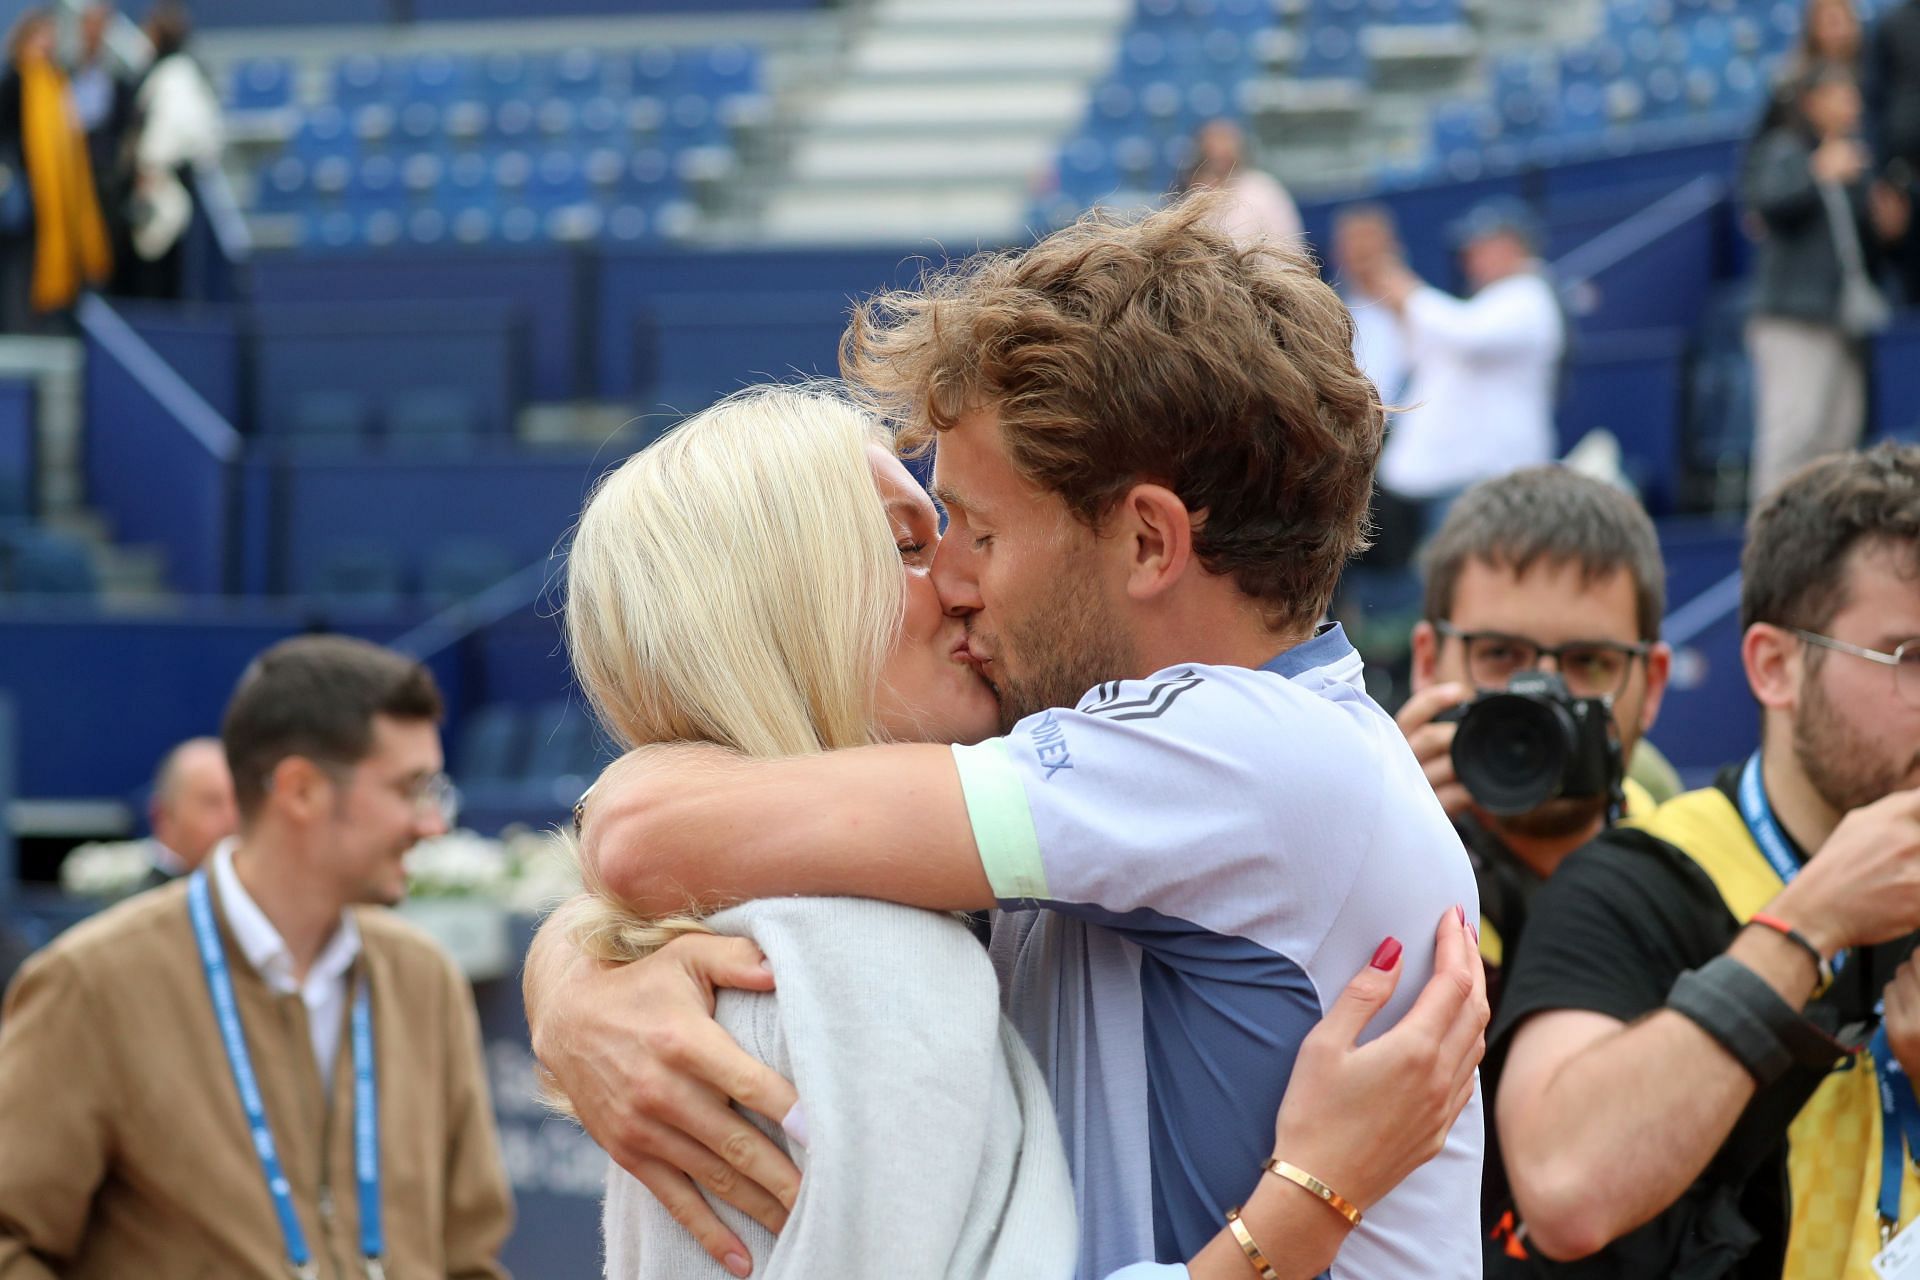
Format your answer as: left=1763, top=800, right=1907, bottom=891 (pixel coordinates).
left=983, top=564, right=1137, bottom=733
left=1796, top=665, right=1915, bottom=816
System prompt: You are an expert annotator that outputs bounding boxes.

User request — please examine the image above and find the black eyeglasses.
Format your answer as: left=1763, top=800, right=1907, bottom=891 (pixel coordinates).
left=1433, top=620, right=1653, bottom=700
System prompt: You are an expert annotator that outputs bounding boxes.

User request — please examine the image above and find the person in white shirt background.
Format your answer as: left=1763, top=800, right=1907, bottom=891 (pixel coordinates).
left=1333, top=203, right=1411, bottom=404
left=1179, top=117, right=1305, bottom=249
left=1354, top=198, right=1567, bottom=537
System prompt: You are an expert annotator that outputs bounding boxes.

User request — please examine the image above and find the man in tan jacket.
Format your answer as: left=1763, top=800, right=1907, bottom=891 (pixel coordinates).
left=0, top=635, right=513, bottom=1278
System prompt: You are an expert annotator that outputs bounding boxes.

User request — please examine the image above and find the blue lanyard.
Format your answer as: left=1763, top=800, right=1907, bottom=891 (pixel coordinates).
left=1738, top=753, right=1846, bottom=974
left=1872, top=1026, right=1920, bottom=1239
left=188, top=871, right=384, bottom=1277
left=1738, top=753, right=1804, bottom=886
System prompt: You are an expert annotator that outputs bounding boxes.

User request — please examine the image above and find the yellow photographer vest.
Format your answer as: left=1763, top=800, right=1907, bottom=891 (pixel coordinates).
left=1627, top=786, right=1912, bottom=1280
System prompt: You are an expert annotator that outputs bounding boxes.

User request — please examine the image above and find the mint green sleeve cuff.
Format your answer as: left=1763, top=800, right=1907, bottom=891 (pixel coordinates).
left=950, top=739, right=1049, bottom=903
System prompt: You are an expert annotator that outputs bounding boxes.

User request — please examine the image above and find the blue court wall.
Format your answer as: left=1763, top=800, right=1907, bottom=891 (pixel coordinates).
left=0, top=608, right=457, bottom=801
left=0, top=379, right=35, bottom=518
left=249, top=251, right=586, bottom=404
left=1643, top=519, right=1751, bottom=780
left=81, top=300, right=240, bottom=597
left=252, top=300, right=525, bottom=441
left=1558, top=328, right=1686, bottom=514
left=1877, top=319, right=1920, bottom=439
left=119, top=302, right=245, bottom=427
left=237, top=449, right=615, bottom=596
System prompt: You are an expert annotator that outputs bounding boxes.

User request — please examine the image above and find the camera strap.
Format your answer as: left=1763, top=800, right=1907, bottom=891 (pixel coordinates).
left=1737, top=752, right=1847, bottom=975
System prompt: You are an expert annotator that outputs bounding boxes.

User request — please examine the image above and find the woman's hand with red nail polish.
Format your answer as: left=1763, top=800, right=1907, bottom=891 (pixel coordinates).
left=1269, top=906, right=1488, bottom=1212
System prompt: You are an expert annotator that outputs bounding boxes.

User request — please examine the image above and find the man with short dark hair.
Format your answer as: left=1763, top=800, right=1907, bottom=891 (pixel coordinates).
left=1492, top=443, right=1920, bottom=1278
left=1400, top=466, right=1672, bottom=988
left=0, top=634, right=513, bottom=1277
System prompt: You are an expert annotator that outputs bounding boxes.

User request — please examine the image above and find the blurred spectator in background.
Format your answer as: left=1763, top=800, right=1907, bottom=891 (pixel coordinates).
left=69, top=4, right=131, bottom=174
left=0, top=7, right=111, bottom=332
left=0, top=635, right=512, bottom=1276
left=1867, top=0, right=1920, bottom=303
left=1178, top=117, right=1303, bottom=248
left=1333, top=203, right=1410, bottom=403
left=1357, top=198, right=1565, bottom=539
left=1793, top=0, right=1863, bottom=77
left=118, top=0, right=219, bottom=300
left=144, top=735, right=236, bottom=879
left=69, top=3, right=134, bottom=264
left=1743, top=63, right=1907, bottom=504
left=57, top=736, right=236, bottom=898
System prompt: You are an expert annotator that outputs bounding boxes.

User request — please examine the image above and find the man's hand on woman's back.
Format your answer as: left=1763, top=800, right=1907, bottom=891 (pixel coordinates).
left=524, top=915, right=800, bottom=1277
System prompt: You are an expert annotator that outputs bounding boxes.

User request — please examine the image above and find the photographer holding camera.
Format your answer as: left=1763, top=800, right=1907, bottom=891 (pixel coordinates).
left=1398, top=467, right=1673, bottom=999
left=1394, top=467, right=1672, bottom=1265
left=1490, top=443, right=1920, bottom=1280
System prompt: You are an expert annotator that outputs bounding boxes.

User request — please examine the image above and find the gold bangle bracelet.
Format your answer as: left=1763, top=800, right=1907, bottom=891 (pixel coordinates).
left=1264, top=1158, right=1364, bottom=1227
left=1225, top=1206, right=1280, bottom=1280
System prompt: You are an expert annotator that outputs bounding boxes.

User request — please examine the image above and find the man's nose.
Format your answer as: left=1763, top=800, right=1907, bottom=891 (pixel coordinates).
left=930, top=536, right=982, bottom=619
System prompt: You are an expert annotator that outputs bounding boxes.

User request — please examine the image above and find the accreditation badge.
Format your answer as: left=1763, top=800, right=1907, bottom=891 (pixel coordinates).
left=1875, top=1228, right=1920, bottom=1280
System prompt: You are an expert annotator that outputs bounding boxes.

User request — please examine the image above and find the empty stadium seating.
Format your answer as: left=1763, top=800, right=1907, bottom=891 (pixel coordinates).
left=233, top=43, right=770, bottom=248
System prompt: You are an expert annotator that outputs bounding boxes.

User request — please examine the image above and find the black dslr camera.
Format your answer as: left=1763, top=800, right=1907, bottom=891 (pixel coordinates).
left=1437, top=671, right=1625, bottom=819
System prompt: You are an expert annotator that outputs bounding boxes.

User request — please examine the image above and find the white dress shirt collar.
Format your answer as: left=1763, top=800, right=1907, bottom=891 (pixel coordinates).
left=209, top=841, right=362, bottom=1085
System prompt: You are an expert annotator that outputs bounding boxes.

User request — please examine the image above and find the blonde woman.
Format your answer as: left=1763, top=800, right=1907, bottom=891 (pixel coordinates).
left=554, top=384, right=1485, bottom=1280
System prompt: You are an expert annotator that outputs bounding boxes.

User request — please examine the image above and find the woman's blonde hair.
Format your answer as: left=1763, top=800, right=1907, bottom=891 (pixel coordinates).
left=556, top=382, right=902, bottom=968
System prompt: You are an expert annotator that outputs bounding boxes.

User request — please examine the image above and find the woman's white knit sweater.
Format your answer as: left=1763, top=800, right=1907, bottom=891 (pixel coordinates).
left=603, top=896, right=1079, bottom=1280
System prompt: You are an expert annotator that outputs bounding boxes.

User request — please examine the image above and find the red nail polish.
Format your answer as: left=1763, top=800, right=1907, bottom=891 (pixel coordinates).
left=1370, top=937, right=1402, bottom=970
left=1455, top=904, right=1468, bottom=927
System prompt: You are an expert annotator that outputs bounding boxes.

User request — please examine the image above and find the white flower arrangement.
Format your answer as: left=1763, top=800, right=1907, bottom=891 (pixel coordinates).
left=404, top=825, right=581, bottom=915
left=59, top=840, right=156, bottom=899
left=400, top=826, right=581, bottom=980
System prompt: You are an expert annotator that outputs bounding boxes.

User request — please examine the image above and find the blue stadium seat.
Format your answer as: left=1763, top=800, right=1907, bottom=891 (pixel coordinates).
left=334, top=54, right=393, bottom=109
left=386, top=388, right=478, bottom=443
left=292, top=106, right=352, bottom=159
left=346, top=154, right=401, bottom=209
left=1059, top=135, right=1120, bottom=202
left=546, top=47, right=607, bottom=99
left=481, top=51, right=534, bottom=99
left=632, top=45, right=679, bottom=96
left=1307, top=0, right=1369, bottom=27
left=5, top=528, right=96, bottom=597
left=288, top=390, right=370, bottom=442
left=422, top=539, right=516, bottom=603
left=1296, top=24, right=1370, bottom=81
left=403, top=52, right=476, bottom=104
left=312, top=542, right=407, bottom=606
left=228, top=58, right=293, bottom=112
left=455, top=703, right=527, bottom=787
left=406, top=208, right=449, bottom=246
left=0, top=467, right=28, bottom=522
left=526, top=701, right=604, bottom=784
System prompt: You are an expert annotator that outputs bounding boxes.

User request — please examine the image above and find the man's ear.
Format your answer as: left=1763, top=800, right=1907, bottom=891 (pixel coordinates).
left=266, top=756, right=331, bottom=826
left=1410, top=620, right=1440, bottom=691
left=1639, top=641, right=1674, bottom=734
left=1742, top=623, right=1802, bottom=715
left=1114, top=483, right=1195, bottom=603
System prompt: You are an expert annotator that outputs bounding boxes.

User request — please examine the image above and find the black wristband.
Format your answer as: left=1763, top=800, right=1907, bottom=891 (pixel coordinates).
left=1667, top=955, right=1851, bottom=1086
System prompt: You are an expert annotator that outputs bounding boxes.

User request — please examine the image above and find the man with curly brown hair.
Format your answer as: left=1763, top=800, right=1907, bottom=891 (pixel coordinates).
left=529, top=195, right=1485, bottom=1280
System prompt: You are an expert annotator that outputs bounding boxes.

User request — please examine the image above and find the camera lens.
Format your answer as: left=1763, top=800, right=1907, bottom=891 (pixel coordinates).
left=1451, top=692, right=1576, bottom=816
